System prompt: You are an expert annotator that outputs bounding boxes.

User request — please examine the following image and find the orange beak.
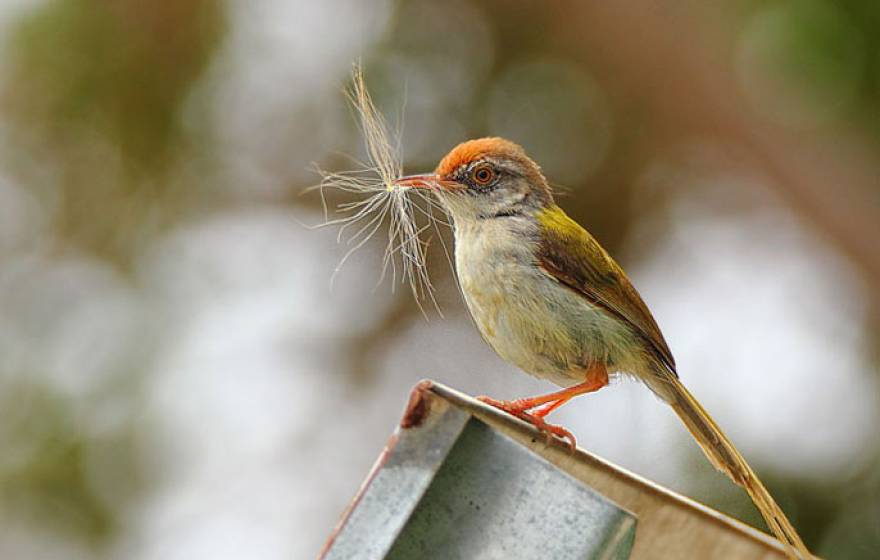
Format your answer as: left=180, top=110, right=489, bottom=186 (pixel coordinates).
left=393, top=174, right=458, bottom=191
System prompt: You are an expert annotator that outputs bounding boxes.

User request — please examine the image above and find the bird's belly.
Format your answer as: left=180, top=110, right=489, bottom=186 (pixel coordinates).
left=458, top=258, right=640, bottom=386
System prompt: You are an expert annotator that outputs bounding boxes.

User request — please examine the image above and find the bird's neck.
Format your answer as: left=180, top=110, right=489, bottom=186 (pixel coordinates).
left=451, top=206, right=539, bottom=249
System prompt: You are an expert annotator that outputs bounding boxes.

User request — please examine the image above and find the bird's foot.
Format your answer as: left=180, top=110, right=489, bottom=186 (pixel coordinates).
left=476, top=395, right=523, bottom=412
left=524, top=412, right=577, bottom=449
left=477, top=396, right=577, bottom=449
left=476, top=395, right=542, bottom=414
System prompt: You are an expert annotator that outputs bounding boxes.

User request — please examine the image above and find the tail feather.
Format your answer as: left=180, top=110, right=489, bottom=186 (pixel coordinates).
left=661, top=375, right=812, bottom=559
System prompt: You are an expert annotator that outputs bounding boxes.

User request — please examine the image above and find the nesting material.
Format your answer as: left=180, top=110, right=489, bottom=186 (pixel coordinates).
left=311, top=64, right=449, bottom=313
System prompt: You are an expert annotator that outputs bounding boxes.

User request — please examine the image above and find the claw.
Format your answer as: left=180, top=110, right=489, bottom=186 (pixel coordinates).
left=528, top=413, right=577, bottom=449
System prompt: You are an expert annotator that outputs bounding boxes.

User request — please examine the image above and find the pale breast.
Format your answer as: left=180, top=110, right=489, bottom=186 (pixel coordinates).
left=453, top=219, right=644, bottom=386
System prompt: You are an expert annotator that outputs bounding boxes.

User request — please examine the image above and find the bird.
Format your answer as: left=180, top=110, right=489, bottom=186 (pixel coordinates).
left=393, top=137, right=811, bottom=559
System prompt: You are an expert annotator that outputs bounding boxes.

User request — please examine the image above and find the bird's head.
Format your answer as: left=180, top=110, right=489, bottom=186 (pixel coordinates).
left=394, top=137, right=553, bottom=222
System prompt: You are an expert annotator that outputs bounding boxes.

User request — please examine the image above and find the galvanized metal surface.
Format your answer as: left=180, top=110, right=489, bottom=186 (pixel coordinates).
left=322, top=399, right=471, bottom=559
left=321, top=380, right=796, bottom=560
left=386, top=420, right=635, bottom=559
left=321, top=386, right=635, bottom=560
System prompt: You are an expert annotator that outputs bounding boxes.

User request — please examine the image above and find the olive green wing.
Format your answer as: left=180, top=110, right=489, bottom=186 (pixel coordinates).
left=536, top=205, right=677, bottom=375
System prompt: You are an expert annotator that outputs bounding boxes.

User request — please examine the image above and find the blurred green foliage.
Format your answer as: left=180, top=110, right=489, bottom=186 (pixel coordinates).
left=0, top=0, right=224, bottom=552
left=4, top=0, right=225, bottom=262
left=0, top=382, right=115, bottom=543
left=0, top=0, right=877, bottom=558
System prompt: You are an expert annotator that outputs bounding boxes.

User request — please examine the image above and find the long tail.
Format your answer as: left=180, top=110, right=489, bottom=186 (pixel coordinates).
left=659, top=374, right=812, bottom=559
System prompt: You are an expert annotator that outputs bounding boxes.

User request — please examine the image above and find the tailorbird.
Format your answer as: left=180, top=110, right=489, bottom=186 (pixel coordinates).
left=394, top=137, right=810, bottom=559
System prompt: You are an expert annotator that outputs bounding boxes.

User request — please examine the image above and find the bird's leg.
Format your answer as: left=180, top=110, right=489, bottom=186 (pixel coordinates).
left=532, top=396, right=574, bottom=419
left=477, top=364, right=608, bottom=447
left=478, top=364, right=608, bottom=414
left=476, top=391, right=569, bottom=414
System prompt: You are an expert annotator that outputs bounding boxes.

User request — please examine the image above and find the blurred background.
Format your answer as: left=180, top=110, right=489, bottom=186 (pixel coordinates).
left=0, top=0, right=878, bottom=558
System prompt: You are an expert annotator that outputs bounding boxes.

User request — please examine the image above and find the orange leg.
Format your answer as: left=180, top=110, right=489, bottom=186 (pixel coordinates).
left=532, top=395, right=574, bottom=419
left=477, top=364, right=608, bottom=448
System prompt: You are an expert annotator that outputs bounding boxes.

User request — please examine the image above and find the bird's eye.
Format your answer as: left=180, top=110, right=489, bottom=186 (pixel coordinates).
left=471, top=164, right=496, bottom=186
